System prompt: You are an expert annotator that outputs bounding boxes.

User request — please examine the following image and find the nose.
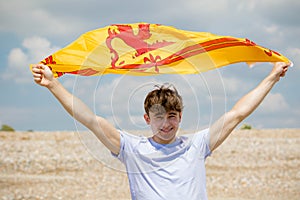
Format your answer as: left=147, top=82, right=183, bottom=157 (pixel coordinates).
left=161, top=116, right=171, bottom=128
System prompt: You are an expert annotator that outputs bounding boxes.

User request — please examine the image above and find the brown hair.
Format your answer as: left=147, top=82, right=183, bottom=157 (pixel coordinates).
left=144, top=84, right=183, bottom=115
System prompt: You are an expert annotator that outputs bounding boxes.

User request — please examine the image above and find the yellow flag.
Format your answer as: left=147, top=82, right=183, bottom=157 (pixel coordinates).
left=32, top=23, right=290, bottom=77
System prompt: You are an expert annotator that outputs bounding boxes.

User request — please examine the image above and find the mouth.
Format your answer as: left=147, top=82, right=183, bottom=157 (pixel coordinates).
left=160, top=127, right=173, bottom=134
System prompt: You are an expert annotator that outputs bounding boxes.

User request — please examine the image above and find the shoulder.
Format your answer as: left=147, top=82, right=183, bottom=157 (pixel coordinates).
left=180, top=128, right=211, bottom=157
left=119, top=130, right=147, bottom=142
left=118, top=130, right=149, bottom=150
left=114, top=130, right=147, bottom=160
left=182, top=128, right=210, bottom=142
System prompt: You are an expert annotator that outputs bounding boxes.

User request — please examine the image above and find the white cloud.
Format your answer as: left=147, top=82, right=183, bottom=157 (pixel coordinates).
left=0, top=0, right=88, bottom=38
left=263, top=25, right=279, bottom=35
left=2, top=36, right=60, bottom=83
left=128, top=115, right=147, bottom=129
left=62, top=75, right=152, bottom=129
left=85, top=73, right=230, bottom=130
left=184, top=0, right=229, bottom=14
left=1, top=0, right=299, bottom=131
left=3, top=48, right=31, bottom=83
left=286, top=47, right=300, bottom=69
left=66, top=68, right=258, bottom=131
left=259, top=93, right=289, bottom=113
left=236, top=1, right=257, bottom=11
left=8, top=48, right=28, bottom=69
left=95, top=76, right=154, bottom=118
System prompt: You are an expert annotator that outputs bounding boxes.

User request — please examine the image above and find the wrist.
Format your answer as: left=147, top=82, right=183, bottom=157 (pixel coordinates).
left=270, top=71, right=281, bottom=81
left=265, top=73, right=279, bottom=86
left=46, top=78, right=60, bottom=90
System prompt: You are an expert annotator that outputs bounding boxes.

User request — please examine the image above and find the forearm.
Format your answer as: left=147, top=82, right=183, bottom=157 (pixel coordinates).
left=232, top=73, right=277, bottom=121
left=210, top=74, right=278, bottom=151
left=32, top=64, right=120, bottom=153
left=209, top=62, right=289, bottom=151
left=47, top=79, right=96, bottom=128
left=47, top=79, right=121, bottom=155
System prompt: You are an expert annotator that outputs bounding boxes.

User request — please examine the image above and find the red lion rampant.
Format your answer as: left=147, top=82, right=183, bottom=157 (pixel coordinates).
left=106, top=23, right=175, bottom=72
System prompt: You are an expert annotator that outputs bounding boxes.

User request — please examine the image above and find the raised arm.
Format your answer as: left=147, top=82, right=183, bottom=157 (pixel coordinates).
left=32, top=64, right=120, bottom=154
left=209, top=62, right=290, bottom=152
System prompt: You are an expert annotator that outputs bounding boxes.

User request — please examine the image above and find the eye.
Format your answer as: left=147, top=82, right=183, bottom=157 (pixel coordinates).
left=169, top=114, right=176, bottom=118
left=155, top=115, right=163, bottom=119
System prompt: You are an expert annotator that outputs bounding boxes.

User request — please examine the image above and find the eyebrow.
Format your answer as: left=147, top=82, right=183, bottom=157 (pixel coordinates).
left=154, top=113, right=164, bottom=117
left=152, top=111, right=177, bottom=117
left=168, top=111, right=177, bottom=116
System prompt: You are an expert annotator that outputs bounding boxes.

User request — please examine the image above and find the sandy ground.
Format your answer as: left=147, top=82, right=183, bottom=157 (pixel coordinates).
left=0, top=129, right=299, bottom=200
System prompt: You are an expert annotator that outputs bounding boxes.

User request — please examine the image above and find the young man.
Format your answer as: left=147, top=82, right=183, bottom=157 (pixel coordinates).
left=32, top=62, right=289, bottom=199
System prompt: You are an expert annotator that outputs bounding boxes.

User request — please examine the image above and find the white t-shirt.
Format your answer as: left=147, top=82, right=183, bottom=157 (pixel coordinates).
left=115, top=128, right=211, bottom=200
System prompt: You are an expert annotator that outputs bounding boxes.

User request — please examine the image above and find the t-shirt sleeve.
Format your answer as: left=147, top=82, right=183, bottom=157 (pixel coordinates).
left=194, top=128, right=211, bottom=158
left=111, top=130, right=126, bottom=163
left=204, top=128, right=212, bottom=157
left=111, top=130, right=141, bottom=163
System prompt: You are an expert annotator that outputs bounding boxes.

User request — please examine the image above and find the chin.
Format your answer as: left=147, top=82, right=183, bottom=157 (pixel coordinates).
left=156, top=131, right=177, bottom=142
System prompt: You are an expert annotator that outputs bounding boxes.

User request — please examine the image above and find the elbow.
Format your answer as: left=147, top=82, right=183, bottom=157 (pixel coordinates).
left=77, top=114, right=98, bottom=131
left=228, top=109, right=247, bottom=124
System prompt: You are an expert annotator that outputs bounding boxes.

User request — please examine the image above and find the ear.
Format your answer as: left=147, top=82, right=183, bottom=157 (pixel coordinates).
left=179, top=112, right=182, bottom=122
left=144, top=113, right=151, bottom=125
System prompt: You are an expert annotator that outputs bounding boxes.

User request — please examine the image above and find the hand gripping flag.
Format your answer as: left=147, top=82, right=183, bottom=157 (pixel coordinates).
left=31, top=23, right=290, bottom=77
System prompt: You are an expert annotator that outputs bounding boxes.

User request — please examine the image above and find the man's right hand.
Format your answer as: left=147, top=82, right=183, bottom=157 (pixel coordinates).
left=32, top=64, right=54, bottom=88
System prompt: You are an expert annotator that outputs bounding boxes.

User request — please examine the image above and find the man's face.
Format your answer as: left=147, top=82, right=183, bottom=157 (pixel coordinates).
left=144, top=107, right=182, bottom=144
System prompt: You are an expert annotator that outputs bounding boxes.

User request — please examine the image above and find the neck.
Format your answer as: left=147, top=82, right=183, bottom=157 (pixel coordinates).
left=151, top=135, right=176, bottom=144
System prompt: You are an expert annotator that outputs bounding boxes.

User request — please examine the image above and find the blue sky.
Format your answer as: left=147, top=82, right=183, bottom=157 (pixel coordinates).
left=0, top=0, right=299, bottom=131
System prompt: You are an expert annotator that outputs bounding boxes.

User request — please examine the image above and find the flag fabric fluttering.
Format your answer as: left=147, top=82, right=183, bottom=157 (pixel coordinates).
left=31, top=23, right=290, bottom=77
